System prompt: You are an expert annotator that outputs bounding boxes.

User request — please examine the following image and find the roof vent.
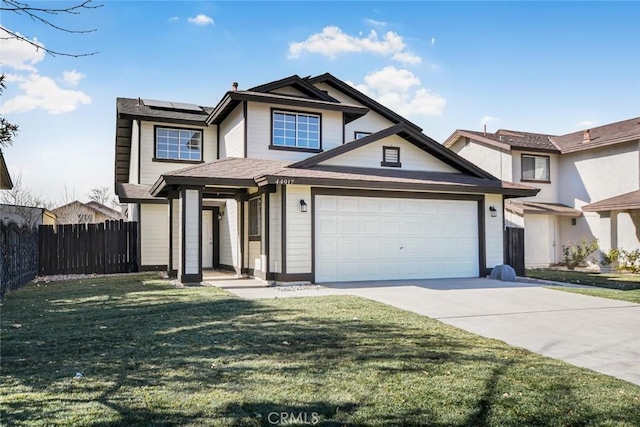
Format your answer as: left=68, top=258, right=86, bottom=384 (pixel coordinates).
left=583, top=129, right=591, bottom=143
left=232, top=82, right=238, bottom=92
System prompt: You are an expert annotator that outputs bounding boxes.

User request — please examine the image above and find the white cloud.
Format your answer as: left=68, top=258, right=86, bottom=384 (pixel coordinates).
left=0, top=27, right=45, bottom=71
left=480, top=115, right=499, bottom=125
left=348, top=66, right=446, bottom=117
left=431, top=37, right=436, bottom=46
left=364, top=18, right=387, bottom=27
left=577, top=120, right=597, bottom=128
left=188, top=14, right=214, bottom=26
left=288, top=26, right=421, bottom=65
left=62, top=69, right=85, bottom=86
left=0, top=72, right=91, bottom=114
left=168, top=16, right=179, bottom=23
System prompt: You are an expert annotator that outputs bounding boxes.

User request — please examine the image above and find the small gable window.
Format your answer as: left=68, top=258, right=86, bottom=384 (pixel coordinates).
left=381, top=146, right=401, bottom=168
left=155, top=126, right=202, bottom=162
left=249, top=197, right=261, bottom=240
left=272, top=110, right=321, bottom=151
left=521, top=154, right=550, bottom=182
left=354, top=131, right=372, bottom=140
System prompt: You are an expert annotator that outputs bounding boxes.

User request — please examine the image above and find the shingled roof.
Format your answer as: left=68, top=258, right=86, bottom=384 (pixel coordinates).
left=117, top=98, right=213, bottom=125
left=447, top=129, right=560, bottom=152
left=582, top=189, right=640, bottom=212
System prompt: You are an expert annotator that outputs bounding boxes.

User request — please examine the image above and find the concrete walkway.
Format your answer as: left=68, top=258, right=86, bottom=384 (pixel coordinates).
left=211, top=276, right=640, bottom=385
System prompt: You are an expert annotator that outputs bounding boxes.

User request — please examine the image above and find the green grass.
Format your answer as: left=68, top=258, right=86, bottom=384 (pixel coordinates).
left=527, top=268, right=640, bottom=290
left=2, top=275, right=639, bottom=426
left=547, top=286, right=640, bottom=305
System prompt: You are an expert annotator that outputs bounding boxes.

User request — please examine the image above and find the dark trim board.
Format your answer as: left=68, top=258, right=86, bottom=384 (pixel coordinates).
left=243, top=101, right=248, bottom=157
left=139, top=264, right=168, bottom=272
left=310, top=187, right=487, bottom=282
left=136, top=203, right=142, bottom=271
left=268, top=273, right=313, bottom=282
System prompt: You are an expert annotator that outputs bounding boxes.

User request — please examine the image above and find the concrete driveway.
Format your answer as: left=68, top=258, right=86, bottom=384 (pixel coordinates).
left=215, top=277, right=640, bottom=385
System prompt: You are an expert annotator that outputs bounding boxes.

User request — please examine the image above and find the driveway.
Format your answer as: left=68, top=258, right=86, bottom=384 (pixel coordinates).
left=214, top=277, right=640, bottom=385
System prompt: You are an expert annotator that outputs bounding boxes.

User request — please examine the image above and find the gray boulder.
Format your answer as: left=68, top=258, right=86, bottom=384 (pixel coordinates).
left=489, top=264, right=517, bottom=282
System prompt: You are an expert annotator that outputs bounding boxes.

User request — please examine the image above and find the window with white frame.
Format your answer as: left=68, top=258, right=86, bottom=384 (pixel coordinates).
left=272, top=110, right=320, bottom=149
left=354, top=131, right=372, bottom=140
left=249, top=197, right=261, bottom=240
left=521, top=154, right=550, bottom=182
left=155, top=127, right=202, bottom=161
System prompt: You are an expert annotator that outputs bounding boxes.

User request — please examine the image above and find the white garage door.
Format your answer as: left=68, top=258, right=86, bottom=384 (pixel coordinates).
left=315, top=195, right=479, bottom=282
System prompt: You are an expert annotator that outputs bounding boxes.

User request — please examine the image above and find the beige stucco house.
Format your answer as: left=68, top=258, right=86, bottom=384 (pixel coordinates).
left=115, top=73, right=537, bottom=284
left=52, top=201, right=125, bottom=225
left=444, top=118, right=640, bottom=268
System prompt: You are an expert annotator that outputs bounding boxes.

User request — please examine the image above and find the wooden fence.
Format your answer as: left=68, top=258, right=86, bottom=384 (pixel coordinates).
left=504, top=227, right=525, bottom=276
left=1, top=223, right=39, bottom=298
left=39, top=220, right=138, bottom=275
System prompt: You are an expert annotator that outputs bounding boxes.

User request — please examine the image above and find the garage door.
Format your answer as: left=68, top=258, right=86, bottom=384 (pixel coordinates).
left=315, top=195, right=479, bottom=282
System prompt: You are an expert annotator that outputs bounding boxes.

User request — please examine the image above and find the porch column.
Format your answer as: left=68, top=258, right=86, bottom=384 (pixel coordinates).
left=599, top=211, right=618, bottom=252
left=178, top=186, right=203, bottom=283
left=167, top=190, right=179, bottom=278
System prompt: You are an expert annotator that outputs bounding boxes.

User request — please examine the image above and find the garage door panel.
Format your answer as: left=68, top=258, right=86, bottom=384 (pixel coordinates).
left=315, top=195, right=479, bottom=282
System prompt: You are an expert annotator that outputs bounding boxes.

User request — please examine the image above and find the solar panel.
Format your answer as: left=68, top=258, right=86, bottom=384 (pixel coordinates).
left=170, top=102, right=203, bottom=112
left=142, top=99, right=173, bottom=109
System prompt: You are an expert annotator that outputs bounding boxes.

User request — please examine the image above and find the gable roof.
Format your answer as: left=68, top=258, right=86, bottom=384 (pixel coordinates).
left=117, top=97, right=212, bottom=126
left=249, top=74, right=337, bottom=102
left=306, top=73, right=424, bottom=132
left=289, top=123, right=498, bottom=180
left=582, top=189, right=640, bottom=212
left=149, top=157, right=537, bottom=198
left=0, top=150, right=13, bottom=190
left=553, top=117, right=640, bottom=153
left=52, top=200, right=124, bottom=220
left=444, top=129, right=559, bottom=153
left=206, top=90, right=369, bottom=125
left=444, top=116, right=640, bottom=155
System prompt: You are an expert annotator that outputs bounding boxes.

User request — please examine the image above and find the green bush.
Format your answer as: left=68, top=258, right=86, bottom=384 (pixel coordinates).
left=619, top=249, right=640, bottom=273
left=600, top=248, right=621, bottom=267
left=562, top=238, right=598, bottom=270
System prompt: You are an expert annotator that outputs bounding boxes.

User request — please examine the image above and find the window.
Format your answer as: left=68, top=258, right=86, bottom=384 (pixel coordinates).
left=249, top=197, right=261, bottom=240
left=381, top=146, right=401, bottom=167
left=272, top=110, right=320, bottom=150
left=521, top=154, right=550, bottom=182
left=155, top=127, right=202, bottom=161
left=354, top=131, right=372, bottom=140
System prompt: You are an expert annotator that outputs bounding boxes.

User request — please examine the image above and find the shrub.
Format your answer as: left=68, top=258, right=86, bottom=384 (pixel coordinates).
left=619, top=249, right=640, bottom=273
left=600, top=248, right=621, bottom=267
left=562, top=238, right=599, bottom=270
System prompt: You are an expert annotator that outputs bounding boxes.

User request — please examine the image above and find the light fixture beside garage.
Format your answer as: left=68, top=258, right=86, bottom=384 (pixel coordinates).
left=300, top=199, right=308, bottom=213
left=489, top=206, right=498, bottom=217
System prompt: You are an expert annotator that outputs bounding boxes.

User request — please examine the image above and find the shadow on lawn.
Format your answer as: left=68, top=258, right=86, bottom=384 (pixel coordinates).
left=2, top=277, right=639, bottom=426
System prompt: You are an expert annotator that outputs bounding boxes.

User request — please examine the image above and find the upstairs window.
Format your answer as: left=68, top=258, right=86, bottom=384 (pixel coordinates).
left=249, top=197, right=261, bottom=240
left=354, top=131, right=372, bottom=140
left=381, top=146, right=401, bottom=167
left=272, top=110, right=320, bottom=150
left=521, top=154, right=550, bottom=182
left=155, top=127, right=202, bottom=161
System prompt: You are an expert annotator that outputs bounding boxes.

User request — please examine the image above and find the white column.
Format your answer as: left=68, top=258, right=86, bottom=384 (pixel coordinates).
left=178, top=187, right=203, bottom=283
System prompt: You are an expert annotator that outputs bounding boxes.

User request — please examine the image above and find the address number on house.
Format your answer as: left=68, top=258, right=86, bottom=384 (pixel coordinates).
left=275, top=179, right=295, bottom=185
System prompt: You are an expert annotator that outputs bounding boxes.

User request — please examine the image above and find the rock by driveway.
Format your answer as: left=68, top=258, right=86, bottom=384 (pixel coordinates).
left=213, top=277, right=640, bottom=385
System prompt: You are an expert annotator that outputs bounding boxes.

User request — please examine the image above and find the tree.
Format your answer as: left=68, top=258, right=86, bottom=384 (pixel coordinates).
left=0, top=74, right=19, bottom=148
left=87, top=186, right=117, bottom=208
left=0, top=173, right=52, bottom=228
left=0, top=0, right=102, bottom=58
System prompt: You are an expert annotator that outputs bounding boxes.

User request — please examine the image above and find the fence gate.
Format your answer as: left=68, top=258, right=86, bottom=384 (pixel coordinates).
left=504, top=227, right=525, bottom=276
left=39, top=220, right=138, bottom=275
left=1, top=223, right=39, bottom=297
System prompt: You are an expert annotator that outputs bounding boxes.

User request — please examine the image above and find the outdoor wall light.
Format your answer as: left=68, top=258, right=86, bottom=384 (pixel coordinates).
left=217, top=210, right=225, bottom=221
left=489, top=206, right=498, bottom=217
left=300, top=199, right=308, bottom=213
left=571, top=218, right=577, bottom=226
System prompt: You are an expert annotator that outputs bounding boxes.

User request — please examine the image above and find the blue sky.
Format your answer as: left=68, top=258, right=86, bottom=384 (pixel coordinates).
left=1, top=1, right=639, bottom=203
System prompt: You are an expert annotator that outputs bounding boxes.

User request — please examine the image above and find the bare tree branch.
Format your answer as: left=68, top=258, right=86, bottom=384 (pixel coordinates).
left=0, top=0, right=102, bottom=57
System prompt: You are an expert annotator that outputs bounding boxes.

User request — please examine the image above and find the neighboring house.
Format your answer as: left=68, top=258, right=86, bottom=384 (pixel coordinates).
left=52, top=200, right=125, bottom=225
left=115, top=73, right=537, bottom=284
left=444, top=117, right=640, bottom=268
left=0, top=203, right=56, bottom=229
left=0, top=151, right=13, bottom=190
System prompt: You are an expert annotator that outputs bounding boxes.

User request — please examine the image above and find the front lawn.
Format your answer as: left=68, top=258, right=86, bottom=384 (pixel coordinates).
left=2, top=275, right=639, bottom=426
left=526, top=268, right=640, bottom=290
left=547, top=286, right=640, bottom=305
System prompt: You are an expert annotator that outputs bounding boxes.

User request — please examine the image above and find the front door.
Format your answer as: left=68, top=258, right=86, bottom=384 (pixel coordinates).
left=202, top=210, right=213, bottom=269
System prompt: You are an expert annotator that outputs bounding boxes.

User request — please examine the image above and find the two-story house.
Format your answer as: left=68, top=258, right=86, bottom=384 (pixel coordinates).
left=444, top=117, right=640, bottom=268
left=115, top=73, right=537, bottom=284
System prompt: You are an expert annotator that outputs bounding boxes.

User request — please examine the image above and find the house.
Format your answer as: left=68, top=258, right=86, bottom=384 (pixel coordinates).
left=0, top=151, right=13, bottom=190
left=0, top=203, right=56, bottom=229
left=52, top=200, right=125, bottom=225
left=115, top=73, right=537, bottom=284
left=444, top=117, right=640, bottom=268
